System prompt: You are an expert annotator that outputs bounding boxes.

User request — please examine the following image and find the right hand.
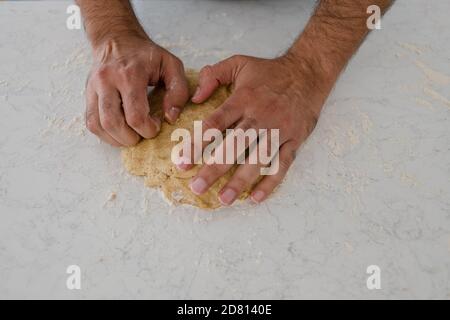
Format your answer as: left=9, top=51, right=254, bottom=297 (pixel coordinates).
left=85, top=35, right=189, bottom=146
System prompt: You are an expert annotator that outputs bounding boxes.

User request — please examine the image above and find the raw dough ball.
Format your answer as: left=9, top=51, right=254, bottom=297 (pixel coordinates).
left=122, top=70, right=252, bottom=209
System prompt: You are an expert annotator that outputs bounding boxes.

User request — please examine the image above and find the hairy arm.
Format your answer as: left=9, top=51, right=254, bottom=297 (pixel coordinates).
left=285, top=0, right=393, bottom=113
left=76, top=0, right=149, bottom=49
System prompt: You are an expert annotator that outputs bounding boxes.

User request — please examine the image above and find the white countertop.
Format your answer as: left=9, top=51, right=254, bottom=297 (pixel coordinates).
left=0, top=0, right=449, bottom=299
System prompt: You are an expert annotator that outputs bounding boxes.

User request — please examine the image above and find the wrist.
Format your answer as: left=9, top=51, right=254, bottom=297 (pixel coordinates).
left=90, top=27, right=151, bottom=52
left=270, top=53, right=328, bottom=119
left=279, top=46, right=337, bottom=94
left=90, top=31, right=155, bottom=63
left=283, top=39, right=341, bottom=90
left=77, top=0, right=151, bottom=53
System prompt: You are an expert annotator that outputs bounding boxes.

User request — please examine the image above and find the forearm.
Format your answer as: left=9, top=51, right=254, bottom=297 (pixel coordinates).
left=76, top=0, right=149, bottom=49
left=286, top=0, right=392, bottom=103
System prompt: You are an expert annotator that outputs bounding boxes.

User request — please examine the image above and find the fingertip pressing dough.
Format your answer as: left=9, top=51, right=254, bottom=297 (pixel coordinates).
left=121, top=70, right=252, bottom=209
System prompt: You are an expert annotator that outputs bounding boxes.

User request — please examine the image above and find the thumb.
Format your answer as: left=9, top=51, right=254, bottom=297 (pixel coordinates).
left=191, top=55, right=244, bottom=104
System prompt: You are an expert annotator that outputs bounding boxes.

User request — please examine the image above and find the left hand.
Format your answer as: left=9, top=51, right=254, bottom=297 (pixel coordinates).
left=182, top=54, right=329, bottom=205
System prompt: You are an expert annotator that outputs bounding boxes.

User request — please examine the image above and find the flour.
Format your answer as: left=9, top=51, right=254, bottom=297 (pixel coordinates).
left=360, top=112, right=373, bottom=133
left=398, top=42, right=428, bottom=55
left=415, top=60, right=450, bottom=86
left=423, top=87, right=450, bottom=108
left=157, top=35, right=231, bottom=60
left=41, top=113, right=87, bottom=137
left=415, top=97, right=434, bottom=110
left=50, top=44, right=90, bottom=71
left=399, top=172, right=419, bottom=187
left=347, top=127, right=360, bottom=146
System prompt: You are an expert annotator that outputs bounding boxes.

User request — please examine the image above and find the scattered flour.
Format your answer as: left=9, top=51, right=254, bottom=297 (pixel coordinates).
left=157, top=35, right=231, bottom=60
left=423, top=87, right=450, bottom=108
left=41, top=113, right=87, bottom=137
left=415, top=97, right=434, bottom=110
left=398, top=42, right=428, bottom=55
left=415, top=60, right=450, bottom=86
left=399, top=172, right=419, bottom=187
left=50, top=45, right=90, bottom=71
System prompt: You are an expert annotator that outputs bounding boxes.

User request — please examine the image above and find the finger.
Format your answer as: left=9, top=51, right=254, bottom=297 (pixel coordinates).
left=120, top=82, right=161, bottom=139
left=191, top=55, right=245, bottom=104
left=250, top=140, right=299, bottom=203
left=218, top=162, right=261, bottom=206
left=85, top=85, right=121, bottom=147
left=189, top=162, right=234, bottom=196
left=217, top=125, right=279, bottom=205
left=178, top=95, right=243, bottom=170
left=188, top=118, right=260, bottom=198
left=162, top=58, right=190, bottom=124
left=98, top=88, right=141, bottom=146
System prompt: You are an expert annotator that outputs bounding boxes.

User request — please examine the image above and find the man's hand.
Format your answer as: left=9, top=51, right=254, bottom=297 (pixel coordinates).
left=77, top=0, right=189, bottom=146
left=86, top=37, right=189, bottom=146
left=183, top=54, right=325, bottom=205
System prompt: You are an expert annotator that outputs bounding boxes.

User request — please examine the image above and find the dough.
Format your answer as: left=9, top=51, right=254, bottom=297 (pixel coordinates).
left=122, top=70, right=252, bottom=209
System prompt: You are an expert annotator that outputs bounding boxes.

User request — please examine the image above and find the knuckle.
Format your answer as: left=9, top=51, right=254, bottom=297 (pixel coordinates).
left=203, top=114, right=223, bottom=130
left=230, top=54, right=244, bottom=63
left=200, top=65, right=214, bottom=77
left=85, top=115, right=100, bottom=134
left=94, top=66, right=109, bottom=82
left=206, top=164, right=227, bottom=179
left=167, top=78, right=189, bottom=99
left=126, top=111, right=144, bottom=129
left=171, top=55, right=183, bottom=67
left=101, top=115, right=121, bottom=131
left=241, top=116, right=258, bottom=130
left=124, top=90, right=141, bottom=105
left=231, top=175, right=248, bottom=191
left=101, top=99, right=114, bottom=113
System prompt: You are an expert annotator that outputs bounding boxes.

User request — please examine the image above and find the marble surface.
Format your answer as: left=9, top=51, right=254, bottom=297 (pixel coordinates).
left=0, top=0, right=449, bottom=299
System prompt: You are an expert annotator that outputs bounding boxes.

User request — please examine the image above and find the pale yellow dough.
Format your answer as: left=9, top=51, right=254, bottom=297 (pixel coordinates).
left=122, top=71, right=251, bottom=209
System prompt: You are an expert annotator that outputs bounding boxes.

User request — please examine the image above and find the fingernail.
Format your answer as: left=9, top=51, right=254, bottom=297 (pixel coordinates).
left=219, top=188, right=237, bottom=206
left=166, top=107, right=180, bottom=123
left=190, top=177, right=208, bottom=195
left=192, top=87, right=200, bottom=101
left=251, top=191, right=265, bottom=203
